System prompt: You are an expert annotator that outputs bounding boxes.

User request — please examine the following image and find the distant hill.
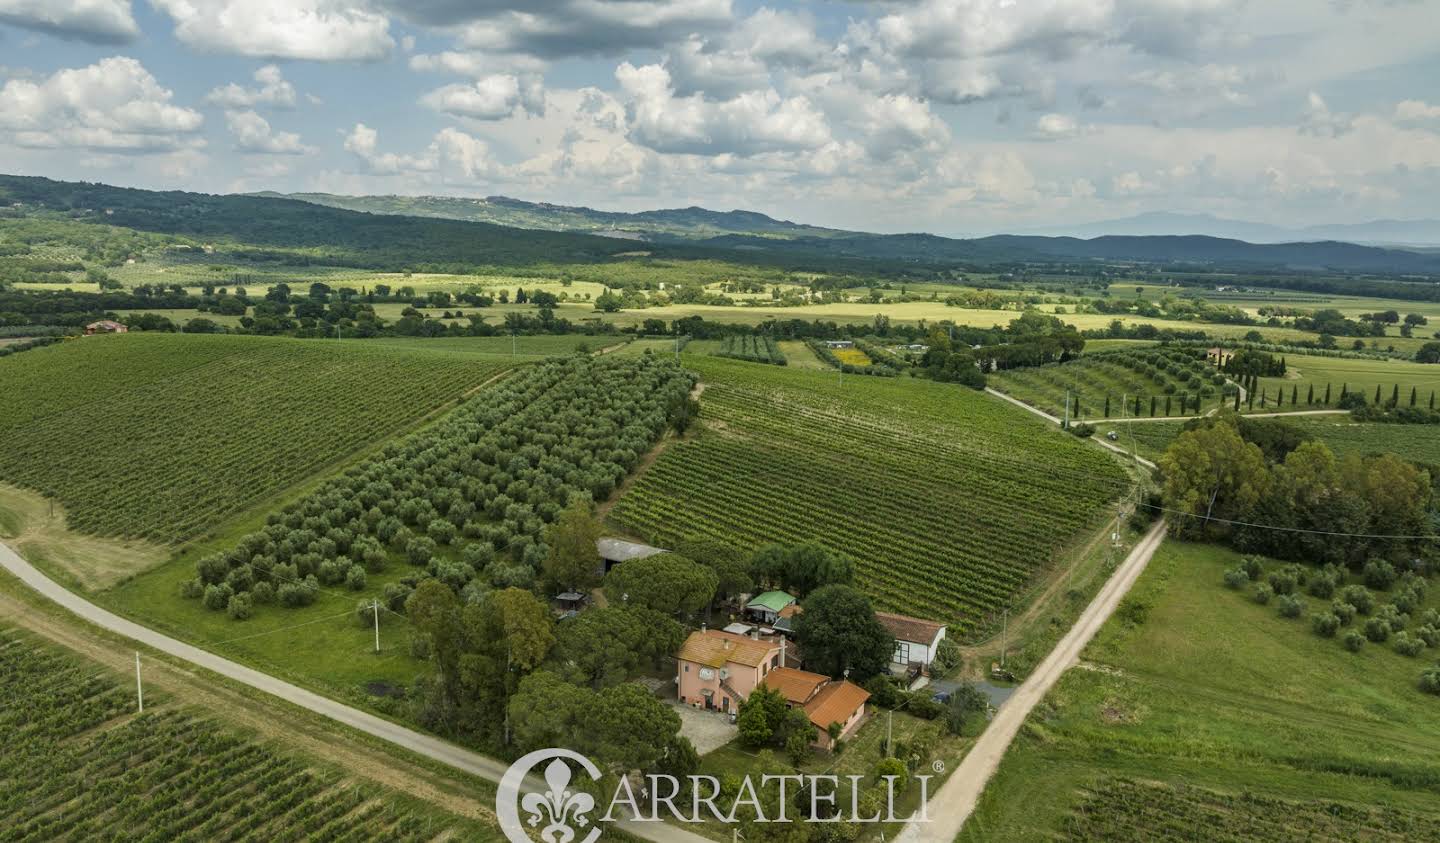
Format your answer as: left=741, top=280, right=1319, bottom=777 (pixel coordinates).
left=4, top=175, right=1438, bottom=277
left=1023, top=211, right=1440, bottom=247
left=256, top=192, right=847, bottom=242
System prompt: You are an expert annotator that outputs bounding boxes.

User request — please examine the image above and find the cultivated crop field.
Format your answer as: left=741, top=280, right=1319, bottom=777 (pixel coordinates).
left=0, top=626, right=492, bottom=841
left=991, top=347, right=1232, bottom=419
left=609, top=356, right=1130, bottom=629
left=1104, top=416, right=1440, bottom=465
left=0, top=334, right=510, bottom=542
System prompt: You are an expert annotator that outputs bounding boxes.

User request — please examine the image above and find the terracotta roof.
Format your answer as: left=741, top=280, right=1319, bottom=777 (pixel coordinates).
left=804, top=681, right=870, bottom=731
left=761, top=667, right=828, bottom=705
left=875, top=611, right=946, bottom=645
left=676, top=630, right=778, bottom=669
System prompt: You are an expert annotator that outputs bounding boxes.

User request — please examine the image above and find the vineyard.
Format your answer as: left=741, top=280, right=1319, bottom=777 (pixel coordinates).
left=609, top=357, right=1129, bottom=628
left=991, top=346, right=1232, bottom=419
left=0, top=627, right=491, bottom=841
left=0, top=333, right=508, bottom=542
left=1063, top=780, right=1437, bottom=842
left=188, top=354, right=694, bottom=618
left=715, top=334, right=787, bottom=365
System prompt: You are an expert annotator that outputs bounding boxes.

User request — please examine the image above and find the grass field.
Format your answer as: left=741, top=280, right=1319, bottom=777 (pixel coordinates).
left=1253, top=353, right=1440, bottom=407
left=1105, top=415, right=1440, bottom=465
left=609, top=356, right=1131, bottom=630
left=961, top=540, right=1440, bottom=841
left=0, top=333, right=511, bottom=542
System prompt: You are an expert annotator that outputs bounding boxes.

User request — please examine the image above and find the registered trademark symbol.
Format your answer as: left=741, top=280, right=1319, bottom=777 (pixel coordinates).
left=932, top=760, right=945, bottom=774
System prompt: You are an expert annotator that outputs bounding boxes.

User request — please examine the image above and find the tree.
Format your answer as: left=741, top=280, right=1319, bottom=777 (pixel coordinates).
left=541, top=498, right=603, bottom=593
left=595, top=292, right=623, bottom=312
left=1159, top=420, right=1272, bottom=539
left=738, top=684, right=789, bottom=747
left=674, top=537, right=753, bottom=603
left=749, top=543, right=855, bottom=597
left=509, top=670, right=589, bottom=752
left=794, top=585, right=894, bottom=680
left=1417, top=342, right=1440, bottom=364
left=586, top=683, right=683, bottom=774
left=551, top=606, right=684, bottom=688
left=604, top=553, right=717, bottom=616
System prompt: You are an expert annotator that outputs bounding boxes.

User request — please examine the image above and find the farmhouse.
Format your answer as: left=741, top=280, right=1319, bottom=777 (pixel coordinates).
left=595, top=537, right=666, bottom=572
left=761, top=667, right=871, bottom=749
left=676, top=628, right=782, bottom=714
left=745, top=590, right=797, bottom=625
left=84, top=320, right=128, bottom=335
left=876, top=611, right=948, bottom=671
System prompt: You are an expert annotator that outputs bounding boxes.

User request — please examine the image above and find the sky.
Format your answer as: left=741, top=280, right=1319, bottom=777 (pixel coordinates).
left=0, top=0, right=1437, bottom=236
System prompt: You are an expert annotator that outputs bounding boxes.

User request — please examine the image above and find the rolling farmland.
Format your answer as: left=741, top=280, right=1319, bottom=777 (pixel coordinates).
left=0, top=334, right=510, bottom=542
left=990, top=346, right=1232, bottom=419
left=610, top=357, right=1130, bottom=629
left=0, top=626, right=492, bottom=841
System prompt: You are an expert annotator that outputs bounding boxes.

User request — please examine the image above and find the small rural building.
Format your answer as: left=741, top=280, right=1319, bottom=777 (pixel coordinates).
left=84, top=320, right=128, bottom=335
left=876, top=611, right=948, bottom=671
left=745, top=591, right=797, bottom=625
left=824, top=340, right=855, bottom=349
left=676, top=629, right=782, bottom=714
left=761, top=667, right=871, bottom=749
left=595, top=537, right=667, bottom=572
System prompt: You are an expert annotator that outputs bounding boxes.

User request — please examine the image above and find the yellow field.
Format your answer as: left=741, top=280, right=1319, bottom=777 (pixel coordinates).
left=833, top=346, right=872, bottom=366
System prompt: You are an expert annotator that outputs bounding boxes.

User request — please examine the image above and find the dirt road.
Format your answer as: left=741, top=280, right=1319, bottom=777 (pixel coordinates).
left=985, top=387, right=1158, bottom=469
left=894, top=520, right=1168, bottom=842
left=0, top=540, right=708, bottom=843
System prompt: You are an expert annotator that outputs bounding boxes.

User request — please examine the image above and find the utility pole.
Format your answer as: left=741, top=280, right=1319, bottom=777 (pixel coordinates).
left=1063, top=388, right=1070, bottom=430
left=1000, top=609, right=1008, bottom=669
left=886, top=709, right=893, bottom=757
left=135, top=652, right=144, bottom=713
left=511, top=332, right=516, bottom=358
left=372, top=598, right=380, bottom=653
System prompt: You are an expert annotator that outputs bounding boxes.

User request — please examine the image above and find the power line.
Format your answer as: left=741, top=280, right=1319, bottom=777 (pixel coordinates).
left=1137, top=501, right=1440, bottom=541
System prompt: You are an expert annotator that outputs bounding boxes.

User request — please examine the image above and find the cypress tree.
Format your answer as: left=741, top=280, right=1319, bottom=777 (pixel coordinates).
left=1375, top=384, right=1383, bottom=405
left=1307, top=384, right=1314, bottom=405
left=1104, top=395, right=1111, bottom=418
left=1248, top=390, right=1255, bottom=410
left=1291, top=385, right=1298, bottom=405
left=1134, top=395, right=1141, bottom=416
left=1392, top=384, right=1400, bottom=407
left=1150, top=396, right=1157, bottom=417
left=1324, top=383, right=1331, bottom=404
left=1412, top=387, right=1418, bottom=407
left=1165, top=395, right=1173, bottom=416
left=1233, top=390, right=1241, bottom=411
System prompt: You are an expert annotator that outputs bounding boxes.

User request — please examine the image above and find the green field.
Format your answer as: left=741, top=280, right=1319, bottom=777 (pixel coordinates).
left=961, top=540, right=1440, bottom=841
left=609, top=356, right=1131, bottom=629
left=0, top=334, right=510, bottom=542
left=990, top=347, right=1232, bottom=419
left=1253, top=353, right=1440, bottom=407
left=0, top=625, right=496, bottom=841
left=1105, top=415, right=1440, bottom=465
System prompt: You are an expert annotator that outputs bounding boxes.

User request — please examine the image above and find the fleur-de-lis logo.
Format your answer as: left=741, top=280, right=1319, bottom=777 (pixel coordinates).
left=497, top=748, right=603, bottom=843
left=521, top=759, right=595, bottom=843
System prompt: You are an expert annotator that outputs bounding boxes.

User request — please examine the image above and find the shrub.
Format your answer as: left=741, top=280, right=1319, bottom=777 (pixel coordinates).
left=1306, top=572, right=1336, bottom=599
left=1252, top=583, right=1274, bottom=605
left=1340, top=585, right=1374, bottom=615
left=427, top=518, right=458, bottom=545
left=226, top=592, right=253, bottom=620
left=1267, top=570, right=1298, bottom=596
left=1421, top=666, right=1440, bottom=695
left=1240, top=556, right=1264, bottom=581
left=1393, top=588, right=1421, bottom=615
left=1363, top=558, right=1398, bottom=591
left=406, top=536, right=437, bottom=566
left=931, top=638, right=962, bottom=674
left=202, top=583, right=234, bottom=611
left=1223, top=568, right=1250, bottom=589
left=1364, top=616, right=1392, bottom=643
left=1376, top=603, right=1409, bottom=630
left=1394, top=633, right=1426, bottom=658
left=1277, top=594, right=1305, bottom=619
left=1331, top=601, right=1357, bottom=625
left=180, top=578, right=205, bottom=599
left=462, top=542, right=496, bottom=568
left=345, top=565, right=367, bottom=591
left=1311, top=613, right=1341, bottom=638
left=1069, top=423, right=1095, bottom=438
left=1417, top=626, right=1440, bottom=648
left=251, top=580, right=275, bottom=604
left=356, top=599, right=378, bottom=628
left=1343, top=630, right=1366, bottom=652
left=873, top=757, right=909, bottom=791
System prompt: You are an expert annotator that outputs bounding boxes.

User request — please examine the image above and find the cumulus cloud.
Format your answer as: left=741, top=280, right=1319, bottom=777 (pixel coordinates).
left=861, top=94, right=950, bottom=156
left=0, top=0, right=137, bottom=43
left=1034, top=112, right=1088, bottom=139
left=225, top=110, right=314, bottom=154
left=421, top=74, right=544, bottom=120
left=446, top=0, right=733, bottom=60
left=204, top=65, right=299, bottom=109
left=0, top=56, right=203, bottom=152
left=150, top=0, right=393, bottom=61
left=344, top=122, right=497, bottom=181
left=1396, top=99, right=1440, bottom=122
left=1299, top=91, right=1353, bottom=137
left=616, top=61, right=831, bottom=156
left=409, top=50, right=548, bottom=78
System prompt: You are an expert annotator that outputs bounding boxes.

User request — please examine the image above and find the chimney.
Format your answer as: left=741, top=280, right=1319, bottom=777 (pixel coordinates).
left=701, top=622, right=707, bottom=633
left=781, top=638, right=788, bottom=666
left=750, top=628, right=759, bottom=640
